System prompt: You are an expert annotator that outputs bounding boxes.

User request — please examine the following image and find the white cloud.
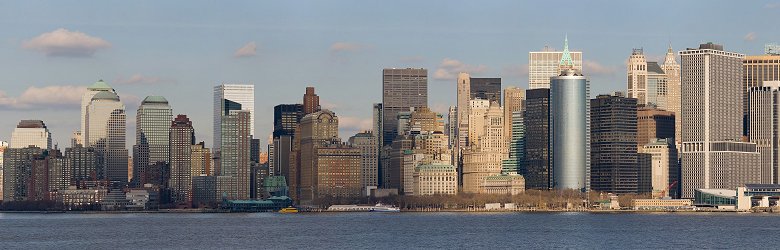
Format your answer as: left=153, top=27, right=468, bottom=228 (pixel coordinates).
left=744, top=32, right=757, bottom=42
left=320, top=100, right=339, bottom=110
left=329, top=42, right=366, bottom=55
left=234, top=41, right=257, bottom=58
left=115, top=74, right=175, bottom=85
left=583, top=60, right=617, bottom=75
left=22, top=28, right=111, bottom=57
left=339, top=116, right=372, bottom=135
left=0, top=85, right=86, bottom=110
left=433, top=58, right=488, bottom=80
left=766, top=3, right=780, bottom=8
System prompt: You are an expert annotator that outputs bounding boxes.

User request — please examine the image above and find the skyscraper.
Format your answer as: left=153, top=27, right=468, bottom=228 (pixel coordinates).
left=191, top=142, right=212, bottom=176
left=638, top=138, right=680, bottom=198
left=447, top=106, right=457, bottom=148
left=550, top=36, right=590, bottom=191
left=748, top=81, right=780, bottom=184
left=0, top=141, right=7, bottom=199
left=627, top=49, right=648, bottom=105
left=2, top=146, right=43, bottom=201
left=348, top=131, right=379, bottom=193
left=590, top=93, right=638, bottom=194
left=272, top=104, right=303, bottom=184
left=637, top=107, right=675, bottom=147
left=744, top=48, right=780, bottom=136
left=220, top=108, right=251, bottom=200
left=169, top=115, right=194, bottom=204
left=9, top=120, right=52, bottom=149
left=661, top=45, right=682, bottom=149
left=456, top=72, right=471, bottom=154
left=85, top=90, right=128, bottom=183
left=214, top=84, right=255, bottom=150
left=503, top=87, right=525, bottom=144
left=372, top=103, right=383, bottom=150
left=524, top=88, right=551, bottom=189
left=297, top=110, right=339, bottom=203
left=382, top=68, right=428, bottom=146
left=680, top=43, right=761, bottom=198
left=462, top=101, right=506, bottom=193
left=79, top=80, right=116, bottom=144
left=529, top=45, right=583, bottom=90
left=303, top=86, right=320, bottom=115
left=64, top=145, right=97, bottom=182
left=646, top=62, right=669, bottom=109
left=470, top=78, right=502, bottom=103
left=133, top=96, right=172, bottom=186
left=501, top=111, right=524, bottom=175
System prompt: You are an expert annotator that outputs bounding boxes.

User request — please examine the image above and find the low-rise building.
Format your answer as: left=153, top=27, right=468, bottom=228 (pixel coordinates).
left=481, top=174, right=525, bottom=195
left=55, top=186, right=106, bottom=210
left=413, top=163, right=457, bottom=196
left=631, top=199, right=692, bottom=210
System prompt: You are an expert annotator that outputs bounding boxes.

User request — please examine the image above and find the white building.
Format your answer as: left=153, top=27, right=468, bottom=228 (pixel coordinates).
left=213, top=84, right=255, bottom=150
left=79, top=80, right=116, bottom=145
left=9, top=120, right=51, bottom=149
left=86, top=90, right=128, bottom=182
left=749, top=81, right=780, bottom=184
left=414, top=163, right=457, bottom=195
left=462, top=101, right=507, bottom=193
left=661, top=45, right=682, bottom=149
left=529, top=45, right=583, bottom=90
left=348, top=131, right=379, bottom=193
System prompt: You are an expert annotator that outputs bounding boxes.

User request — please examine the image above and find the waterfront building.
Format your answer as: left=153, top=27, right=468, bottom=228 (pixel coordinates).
left=637, top=107, right=675, bottom=147
left=133, top=96, right=172, bottom=186
left=169, top=115, right=194, bottom=204
left=192, top=175, right=218, bottom=206
left=748, top=81, right=780, bottom=184
left=55, top=186, right=106, bottom=210
left=462, top=101, right=506, bottom=193
left=0, top=141, right=7, bottom=199
left=85, top=90, right=128, bottom=182
left=220, top=108, right=251, bottom=200
left=550, top=37, right=590, bottom=191
left=79, top=80, right=116, bottom=145
left=529, top=45, right=583, bottom=89
left=9, top=120, right=52, bottom=149
left=413, top=163, right=457, bottom=195
left=296, top=109, right=340, bottom=203
left=2, top=146, right=44, bottom=201
left=638, top=138, right=679, bottom=198
left=315, top=141, right=363, bottom=199
left=348, top=131, right=379, bottom=193
left=590, top=93, right=638, bottom=194
left=481, top=174, right=525, bottom=195
left=680, top=43, right=761, bottom=198
left=524, top=88, right=551, bottom=189
left=661, top=44, right=682, bottom=149
left=65, top=145, right=98, bottom=182
left=382, top=68, right=428, bottom=146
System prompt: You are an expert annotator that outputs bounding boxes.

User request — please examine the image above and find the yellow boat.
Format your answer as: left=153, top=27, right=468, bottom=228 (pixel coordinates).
left=279, top=207, right=299, bottom=213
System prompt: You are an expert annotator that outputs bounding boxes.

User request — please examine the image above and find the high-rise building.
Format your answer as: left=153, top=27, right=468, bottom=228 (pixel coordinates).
left=503, top=87, right=525, bottom=143
left=272, top=104, right=303, bottom=180
left=749, top=81, right=780, bottom=184
left=447, top=106, right=457, bottom=148
left=550, top=37, right=590, bottom=191
left=590, top=93, right=638, bottom=194
left=382, top=68, right=428, bottom=146
left=744, top=50, right=780, bottom=136
left=297, top=110, right=339, bottom=203
left=220, top=109, right=251, bottom=200
left=637, top=107, right=675, bottom=147
left=524, top=88, right=551, bottom=189
left=214, top=84, right=255, bottom=150
left=372, top=103, right=383, bottom=151
left=133, top=96, right=172, bottom=186
left=9, top=120, right=51, bottom=149
left=529, top=45, right=583, bottom=90
left=314, top=141, right=363, bottom=199
left=348, top=131, right=379, bottom=193
left=680, top=43, right=761, bottom=198
left=409, top=107, right=444, bottom=133
left=191, top=142, right=212, bottom=176
left=627, top=48, right=648, bottom=105
left=661, top=44, right=682, bottom=149
left=456, top=72, right=471, bottom=155
left=646, top=62, right=669, bottom=109
left=303, top=87, right=320, bottom=115
left=0, top=141, right=7, bottom=199
left=65, top=145, right=98, bottom=182
left=501, top=111, right=524, bottom=175
left=30, top=149, right=66, bottom=201
left=414, top=163, right=458, bottom=196
left=85, top=90, right=128, bottom=183
left=638, top=138, right=679, bottom=198
left=462, top=101, right=506, bottom=193
left=169, top=115, right=194, bottom=204
left=2, top=146, right=43, bottom=201
left=470, top=78, right=502, bottom=103
left=79, top=80, right=116, bottom=144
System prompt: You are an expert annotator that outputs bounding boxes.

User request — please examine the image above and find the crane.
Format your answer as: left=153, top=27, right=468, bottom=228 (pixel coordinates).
left=658, top=180, right=678, bottom=199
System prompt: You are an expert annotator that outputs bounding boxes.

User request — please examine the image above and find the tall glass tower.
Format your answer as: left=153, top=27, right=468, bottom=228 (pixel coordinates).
left=550, top=36, right=590, bottom=191
left=133, top=96, right=172, bottom=186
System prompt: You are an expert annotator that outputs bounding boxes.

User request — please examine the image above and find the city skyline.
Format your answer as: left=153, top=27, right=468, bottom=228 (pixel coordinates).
left=1, top=1, right=778, bottom=148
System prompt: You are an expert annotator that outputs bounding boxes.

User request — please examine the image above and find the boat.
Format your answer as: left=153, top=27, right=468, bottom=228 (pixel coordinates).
left=279, top=207, right=299, bottom=213
left=326, top=203, right=400, bottom=212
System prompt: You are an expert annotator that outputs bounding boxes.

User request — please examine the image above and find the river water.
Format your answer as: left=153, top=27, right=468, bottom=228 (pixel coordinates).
left=0, top=212, right=777, bottom=249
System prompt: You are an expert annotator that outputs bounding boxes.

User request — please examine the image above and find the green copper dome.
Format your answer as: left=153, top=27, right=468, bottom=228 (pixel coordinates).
left=91, top=90, right=120, bottom=101
left=141, top=95, right=169, bottom=104
left=88, top=79, right=114, bottom=91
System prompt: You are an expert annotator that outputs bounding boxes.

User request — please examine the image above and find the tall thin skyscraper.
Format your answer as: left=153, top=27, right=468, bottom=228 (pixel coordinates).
left=9, top=120, right=52, bottom=149
left=133, top=96, right=172, bottom=186
left=661, top=44, right=682, bottom=149
left=550, top=36, right=590, bottom=191
left=272, top=104, right=303, bottom=182
left=627, top=49, right=648, bottom=105
left=749, top=81, right=780, bottom=184
left=303, top=87, right=320, bottom=115
left=169, top=115, right=194, bottom=204
left=85, top=90, right=128, bottom=183
left=382, top=68, right=427, bottom=146
left=297, top=109, right=339, bottom=203
left=220, top=108, right=251, bottom=200
left=680, top=43, right=761, bottom=198
left=348, top=131, right=378, bottom=192
left=524, top=88, right=551, bottom=189
left=590, top=93, right=638, bottom=194
left=214, top=84, right=255, bottom=149
left=529, top=45, right=583, bottom=89
left=503, top=87, right=525, bottom=144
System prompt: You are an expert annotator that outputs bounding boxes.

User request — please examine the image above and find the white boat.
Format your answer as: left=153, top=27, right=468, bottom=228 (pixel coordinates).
left=327, top=203, right=400, bottom=212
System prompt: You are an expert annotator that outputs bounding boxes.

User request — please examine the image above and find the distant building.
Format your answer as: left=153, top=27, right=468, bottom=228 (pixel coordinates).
left=529, top=45, right=583, bottom=89
left=748, top=81, right=780, bottom=184
left=590, top=93, right=638, bottom=194
left=413, top=163, right=457, bottom=195
left=627, top=48, right=648, bottom=105
left=382, top=68, right=428, bottom=146
left=315, top=141, right=363, bottom=199
left=481, top=174, right=525, bottom=195
left=9, top=120, right=52, bottom=149
left=638, top=139, right=679, bottom=198
left=133, top=96, right=172, bottom=186
left=636, top=107, right=675, bottom=147
left=65, top=145, right=98, bottom=182
left=213, top=84, right=255, bottom=148
left=524, top=88, right=551, bottom=189
left=191, top=142, right=212, bottom=177
left=303, top=86, right=321, bottom=115
left=503, top=87, right=525, bottom=144
left=3, top=146, right=44, bottom=201
left=0, top=141, right=7, bottom=199
left=744, top=52, right=780, bottom=136
left=79, top=80, right=116, bottom=146
left=85, top=89, right=128, bottom=183
left=462, top=101, right=506, bottom=193
left=169, top=115, right=194, bottom=204
left=348, top=132, right=379, bottom=193
left=272, top=104, right=303, bottom=180
left=296, top=109, right=339, bottom=203
left=220, top=108, right=251, bottom=200
left=192, top=175, right=218, bottom=206
left=661, top=44, right=682, bottom=149
left=470, top=78, right=502, bottom=104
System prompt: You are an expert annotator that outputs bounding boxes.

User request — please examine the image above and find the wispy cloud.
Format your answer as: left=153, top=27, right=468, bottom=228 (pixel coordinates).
left=744, top=32, right=757, bottom=42
left=583, top=60, right=617, bottom=76
left=766, top=3, right=780, bottom=8
left=399, top=56, right=425, bottom=63
left=115, top=74, right=176, bottom=85
left=329, top=42, right=366, bottom=54
left=339, top=116, right=372, bottom=135
left=433, top=58, right=488, bottom=80
left=22, top=28, right=110, bottom=57
left=234, top=41, right=257, bottom=58
left=0, top=85, right=86, bottom=110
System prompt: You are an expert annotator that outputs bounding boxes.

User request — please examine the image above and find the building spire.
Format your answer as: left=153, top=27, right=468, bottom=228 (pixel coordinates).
left=560, top=34, right=574, bottom=67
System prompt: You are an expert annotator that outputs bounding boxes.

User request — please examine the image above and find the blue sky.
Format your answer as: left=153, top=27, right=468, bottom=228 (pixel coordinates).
left=1, top=0, right=778, bottom=149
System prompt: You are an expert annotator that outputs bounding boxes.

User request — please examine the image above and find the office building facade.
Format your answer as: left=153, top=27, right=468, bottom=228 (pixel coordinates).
left=590, top=93, right=638, bottom=194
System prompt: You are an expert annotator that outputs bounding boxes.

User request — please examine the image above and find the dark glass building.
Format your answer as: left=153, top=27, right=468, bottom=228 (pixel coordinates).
left=524, top=88, right=550, bottom=189
left=382, top=68, right=428, bottom=146
left=590, top=93, right=638, bottom=194
left=470, top=78, right=502, bottom=104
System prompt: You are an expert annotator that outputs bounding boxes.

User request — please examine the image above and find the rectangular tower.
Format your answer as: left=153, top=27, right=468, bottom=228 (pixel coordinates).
left=529, top=47, right=582, bottom=89
left=381, top=68, right=428, bottom=146
left=590, top=93, right=638, bottom=194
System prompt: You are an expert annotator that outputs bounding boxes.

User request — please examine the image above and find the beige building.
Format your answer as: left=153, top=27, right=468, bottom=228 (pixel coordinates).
left=316, top=142, right=363, bottom=199
left=743, top=53, right=780, bottom=130
left=414, top=163, right=458, bottom=195
left=85, top=90, right=128, bottom=182
left=297, top=110, right=340, bottom=203
left=409, top=107, right=444, bottom=133
left=348, top=131, right=379, bottom=192
left=631, top=198, right=691, bottom=210
left=462, top=102, right=507, bottom=193
left=481, top=174, right=525, bottom=195
left=191, top=142, right=212, bottom=176
left=638, top=139, right=678, bottom=198
left=503, top=87, right=525, bottom=144
left=661, top=45, right=682, bottom=149
left=748, top=81, right=780, bottom=184
left=529, top=46, right=583, bottom=89
left=627, top=49, right=648, bottom=105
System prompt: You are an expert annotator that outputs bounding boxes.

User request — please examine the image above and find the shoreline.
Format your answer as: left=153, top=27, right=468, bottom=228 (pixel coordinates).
left=0, top=208, right=770, bottom=214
